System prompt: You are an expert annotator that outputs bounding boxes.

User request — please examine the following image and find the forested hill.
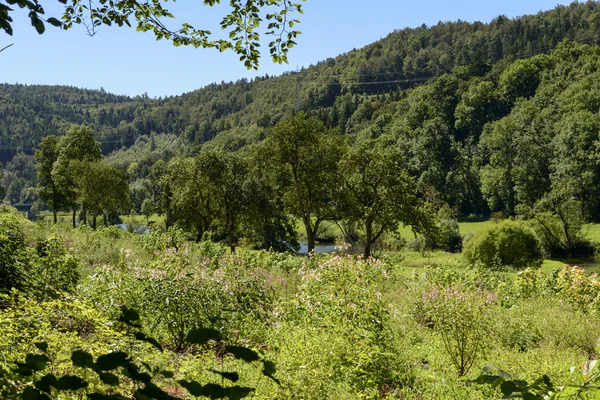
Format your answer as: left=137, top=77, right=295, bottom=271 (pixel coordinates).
left=2, top=1, right=600, bottom=154
left=4, top=1, right=600, bottom=220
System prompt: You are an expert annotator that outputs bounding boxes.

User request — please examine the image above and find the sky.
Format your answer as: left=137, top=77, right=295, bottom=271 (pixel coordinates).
left=0, top=0, right=573, bottom=97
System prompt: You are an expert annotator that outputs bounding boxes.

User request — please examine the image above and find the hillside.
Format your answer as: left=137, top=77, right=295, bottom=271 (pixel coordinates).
left=3, top=1, right=600, bottom=221
left=2, top=1, right=600, bottom=152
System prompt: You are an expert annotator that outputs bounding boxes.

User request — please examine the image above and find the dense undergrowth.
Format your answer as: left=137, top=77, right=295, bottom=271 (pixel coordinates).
left=2, top=210, right=600, bottom=399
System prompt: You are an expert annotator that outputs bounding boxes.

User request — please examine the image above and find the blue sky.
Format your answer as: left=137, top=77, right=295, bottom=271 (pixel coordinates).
left=0, top=0, right=573, bottom=97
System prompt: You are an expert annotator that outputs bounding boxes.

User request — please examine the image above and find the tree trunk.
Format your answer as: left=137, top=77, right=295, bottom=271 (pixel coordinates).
left=103, top=213, right=108, bottom=227
left=82, top=203, right=87, bottom=226
left=53, top=210, right=57, bottom=224
left=364, top=222, right=373, bottom=259
left=92, top=212, right=97, bottom=230
left=306, top=227, right=316, bottom=254
left=72, top=208, right=76, bottom=228
left=229, top=229, right=235, bottom=253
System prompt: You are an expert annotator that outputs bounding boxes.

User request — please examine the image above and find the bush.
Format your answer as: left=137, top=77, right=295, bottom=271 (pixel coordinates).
left=463, top=220, right=543, bottom=269
left=0, top=214, right=28, bottom=292
left=436, top=218, right=463, bottom=253
left=29, top=234, right=81, bottom=300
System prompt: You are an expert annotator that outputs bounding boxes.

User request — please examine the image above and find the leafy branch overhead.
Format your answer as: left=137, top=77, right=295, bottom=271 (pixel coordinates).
left=0, top=0, right=304, bottom=68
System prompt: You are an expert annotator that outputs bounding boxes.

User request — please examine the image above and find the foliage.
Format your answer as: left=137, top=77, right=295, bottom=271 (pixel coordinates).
left=472, top=361, right=600, bottom=399
left=339, top=139, right=437, bottom=258
left=0, top=213, right=27, bottom=292
left=520, top=192, right=596, bottom=258
left=425, top=286, right=493, bottom=376
left=1, top=0, right=304, bottom=69
left=265, top=112, right=346, bottom=253
left=28, top=234, right=80, bottom=301
left=7, top=305, right=278, bottom=400
left=463, top=220, right=543, bottom=269
left=81, top=245, right=273, bottom=350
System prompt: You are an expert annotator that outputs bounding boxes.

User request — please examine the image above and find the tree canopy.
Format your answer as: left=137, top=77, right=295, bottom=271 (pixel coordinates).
left=0, top=0, right=304, bottom=68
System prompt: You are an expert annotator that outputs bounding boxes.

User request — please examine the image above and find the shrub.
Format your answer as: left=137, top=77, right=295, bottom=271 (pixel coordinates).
left=82, top=246, right=272, bottom=350
left=422, top=285, right=494, bottom=376
left=436, top=218, right=463, bottom=253
left=463, top=220, right=543, bottom=269
left=29, top=234, right=81, bottom=300
left=0, top=214, right=28, bottom=292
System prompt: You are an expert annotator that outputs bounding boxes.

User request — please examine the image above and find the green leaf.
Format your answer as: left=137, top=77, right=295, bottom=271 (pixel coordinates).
left=119, top=306, right=141, bottom=327
left=95, top=352, right=130, bottom=371
left=56, top=375, right=88, bottom=391
left=225, top=346, right=259, bottom=362
left=46, top=17, right=61, bottom=27
left=71, top=350, right=94, bottom=368
left=34, top=374, right=58, bottom=393
left=262, top=360, right=280, bottom=386
left=500, top=381, right=518, bottom=396
left=178, top=380, right=204, bottom=397
left=34, top=342, right=48, bottom=353
left=135, top=382, right=178, bottom=400
left=99, top=372, right=119, bottom=386
left=160, top=370, right=174, bottom=378
left=123, top=364, right=152, bottom=383
left=25, top=354, right=50, bottom=371
left=14, top=364, right=34, bottom=377
left=87, top=394, right=130, bottom=400
left=223, top=386, right=254, bottom=400
left=22, top=387, right=41, bottom=400
left=186, top=328, right=221, bottom=345
left=134, top=332, right=163, bottom=352
left=210, top=369, right=239, bottom=382
left=199, top=383, right=224, bottom=399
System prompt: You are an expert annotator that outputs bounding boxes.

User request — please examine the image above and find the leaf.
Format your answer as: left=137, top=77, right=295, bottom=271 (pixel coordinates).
left=500, top=381, right=518, bottom=396
left=119, top=306, right=141, bottom=327
left=135, top=382, right=178, bottom=400
left=262, top=360, right=280, bottom=386
left=210, top=369, right=239, bottom=382
left=178, top=380, right=204, bottom=397
left=95, top=352, right=130, bottom=371
left=225, top=346, right=259, bottom=362
left=46, top=17, right=61, bottom=27
left=160, top=370, right=174, bottom=378
left=224, top=386, right=254, bottom=400
left=186, top=328, right=221, bottom=345
left=34, top=374, right=58, bottom=393
left=99, top=372, right=119, bottom=386
left=34, top=342, right=48, bottom=353
left=71, top=350, right=94, bottom=368
left=56, top=375, right=88, bottom=391
left=88, top=394, right=130, bottom=400
left=482, top=364, right=495, bottom=373
left=123, top=364, right=152, bottom=383
left=25, top=354, right=50, bottom=371
left=198, top=383, right=224, bottom=399
left=14, top=364, right=34, bottom=377
left=134, top=332, right=163, bottom=352
left=22, top=387, right=42, bottom=400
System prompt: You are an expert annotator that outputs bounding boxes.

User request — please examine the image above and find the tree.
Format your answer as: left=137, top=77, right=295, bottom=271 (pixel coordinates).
left=196, top=149, right=249, bottom=253
left=141, top=197, right=154, bottom=224
left=167, top=157, right=221, bottom=242
left=339, top=140, right=436, bottom=258
left=52, top=125, right=102, bottom=227
left=35, top=135, right=68, bottom=223
left=0, top=0, right=304, bottom=69
left=265, top=112, right=346, bottom=253
left=73, top=161, right=130, bottom=229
